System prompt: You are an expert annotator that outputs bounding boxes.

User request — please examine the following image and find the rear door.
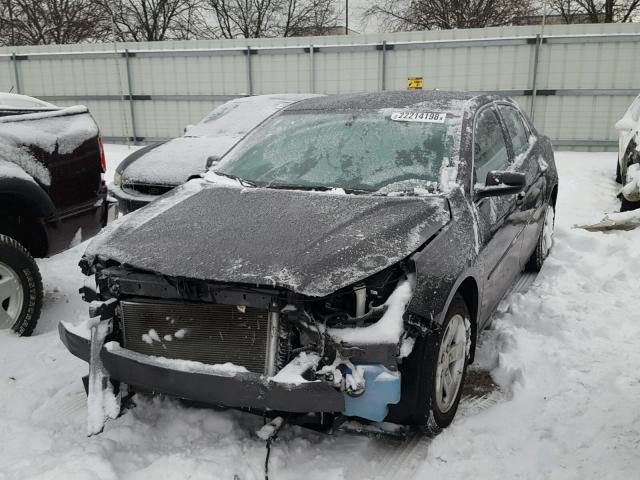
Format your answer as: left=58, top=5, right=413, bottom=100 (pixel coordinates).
left=496, top=103, right=546, bottom=266
left=472, top=104, right=523, bottom=323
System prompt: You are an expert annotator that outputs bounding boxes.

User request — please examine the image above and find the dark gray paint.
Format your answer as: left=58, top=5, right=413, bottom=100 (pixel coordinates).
left=88, top=184, right=450, bottom=297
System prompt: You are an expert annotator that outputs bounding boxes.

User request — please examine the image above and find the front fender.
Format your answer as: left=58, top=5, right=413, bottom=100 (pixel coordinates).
left=405, top=188, right=479, bottom=333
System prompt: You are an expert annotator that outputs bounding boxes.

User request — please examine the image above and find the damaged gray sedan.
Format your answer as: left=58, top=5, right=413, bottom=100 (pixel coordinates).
left=60, top=91, right=558, bottom=434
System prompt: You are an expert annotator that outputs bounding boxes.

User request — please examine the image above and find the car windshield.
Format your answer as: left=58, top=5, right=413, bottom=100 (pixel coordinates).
left=212, top=110, right=457, bottom=193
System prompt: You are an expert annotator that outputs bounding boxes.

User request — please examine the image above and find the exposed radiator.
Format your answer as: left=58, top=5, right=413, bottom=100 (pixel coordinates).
left=120, top=300, right=269, bottom=374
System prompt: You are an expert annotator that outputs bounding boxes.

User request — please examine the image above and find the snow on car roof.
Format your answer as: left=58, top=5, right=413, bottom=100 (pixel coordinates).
left=0, top=92, right=57, bottom=110
left=284, top=90, right=492, bottom=113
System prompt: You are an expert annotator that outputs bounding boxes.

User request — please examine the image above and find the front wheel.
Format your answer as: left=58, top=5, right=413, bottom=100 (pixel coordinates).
left=0, top=235, right=43, bottom=336
left=415, top=293, right=471, bottom=435
left=526, top=205, right=555, bottom=272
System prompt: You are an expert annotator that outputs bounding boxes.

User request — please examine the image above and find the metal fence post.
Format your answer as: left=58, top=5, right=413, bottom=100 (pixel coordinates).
left=381, top=40, right=387, bottom=91
left=11, top=52, right=21, bottom=93
left=245, top=46, right=253, bottom=95
left=529, top=34, right=542, bottom=122
left=124, top=49, right=138, bottom=144
left=309, top=44, right=315, bottom=93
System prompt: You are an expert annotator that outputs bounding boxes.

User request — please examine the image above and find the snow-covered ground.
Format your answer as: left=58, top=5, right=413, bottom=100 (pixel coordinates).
left=1, top=147, right=639, bottom=480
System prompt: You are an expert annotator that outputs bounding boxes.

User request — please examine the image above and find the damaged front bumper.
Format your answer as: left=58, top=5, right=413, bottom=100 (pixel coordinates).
left=58, top=322, right=345, bottom=413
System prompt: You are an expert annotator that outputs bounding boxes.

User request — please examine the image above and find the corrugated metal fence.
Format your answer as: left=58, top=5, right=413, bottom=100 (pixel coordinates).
left=1, top=23, right=639, bottom=149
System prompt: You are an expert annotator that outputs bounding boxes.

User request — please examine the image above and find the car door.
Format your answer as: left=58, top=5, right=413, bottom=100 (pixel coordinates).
left=472, top=104, right=524, bottom=324
left=496, top=103, right=546, bottom=266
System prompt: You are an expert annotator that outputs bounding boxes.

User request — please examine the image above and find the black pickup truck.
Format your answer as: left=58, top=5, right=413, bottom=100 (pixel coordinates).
left=0, top=93, right=114, bottom=336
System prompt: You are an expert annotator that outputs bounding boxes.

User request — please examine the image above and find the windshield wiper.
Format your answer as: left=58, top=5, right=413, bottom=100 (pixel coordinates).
left=263, top=183, right=372, bottom=194
left=212, top=171, right=257, bottom=187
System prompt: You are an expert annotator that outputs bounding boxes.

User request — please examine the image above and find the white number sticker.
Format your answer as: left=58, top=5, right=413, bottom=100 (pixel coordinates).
left=390, top=111, right=447, bottom=123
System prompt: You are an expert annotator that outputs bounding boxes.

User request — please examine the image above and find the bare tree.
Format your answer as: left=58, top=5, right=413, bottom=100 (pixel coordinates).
left=280, top=0, right=341, bottom=36
left=0, top=0, right=107, bottom=45
left=96, top=0, right=205, bottom=41
left=573, top=0, right=640, bottom=22
left=363, top=0, right=537, bottom=31
left=205, top=0, right=339, bottom=38
left=207, top=0, right=280, bottom=38
left=546, top=0, right=582, bottom=23
left=544, top=0, right=640, bottom=23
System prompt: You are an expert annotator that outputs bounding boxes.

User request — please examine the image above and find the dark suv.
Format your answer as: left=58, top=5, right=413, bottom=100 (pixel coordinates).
left=0, top=93, right=114, bottom=335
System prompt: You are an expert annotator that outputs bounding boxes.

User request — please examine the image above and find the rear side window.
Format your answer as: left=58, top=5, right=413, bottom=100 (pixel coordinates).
left=499, top=105, right=529, bottom=156
left=474, top=107, right=510, bottom=184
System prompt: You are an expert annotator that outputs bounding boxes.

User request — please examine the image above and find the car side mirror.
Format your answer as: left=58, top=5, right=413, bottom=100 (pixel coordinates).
left=475, top=171, right=526, bottom=199
left=615, top=117, right=636, bottom=132
left=206, top=155, right=221, bottom=169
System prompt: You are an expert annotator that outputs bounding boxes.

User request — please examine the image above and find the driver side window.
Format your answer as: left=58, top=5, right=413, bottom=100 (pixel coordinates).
left=474, top=107, right=510, bottom=185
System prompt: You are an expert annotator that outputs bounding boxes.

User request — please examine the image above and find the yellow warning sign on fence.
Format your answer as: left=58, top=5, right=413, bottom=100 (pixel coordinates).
left=407, top=77, right=423, bottom=90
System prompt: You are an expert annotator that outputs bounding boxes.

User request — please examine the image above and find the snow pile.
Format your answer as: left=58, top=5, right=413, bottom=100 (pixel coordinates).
left=621, top=163, right=640, bottom=201
left=104, top=342, right=250, bottom=376
left=416, top=152, right=640, bottom=479
left=271, top=352, right=320, bottom=384
left=0, top=147, right=638, bottom=479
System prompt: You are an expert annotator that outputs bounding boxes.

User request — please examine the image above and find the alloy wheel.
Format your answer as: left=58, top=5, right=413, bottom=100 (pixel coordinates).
left=0, top=262, right=24, bottom=329
left=434, top=314, right=468, bottom=413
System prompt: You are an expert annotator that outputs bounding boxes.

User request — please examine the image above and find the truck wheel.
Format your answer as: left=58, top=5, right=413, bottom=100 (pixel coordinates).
left=0, top=235, right=43, bottom=336
left=526, top=205, right=555, bottom=272
left=620, top=196, right=640, bottom=212
left=415, top=293, right=470, bottom=435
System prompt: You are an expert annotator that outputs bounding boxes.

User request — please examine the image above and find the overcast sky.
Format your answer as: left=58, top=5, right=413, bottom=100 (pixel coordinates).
left=345, top=0, right=376, bottom=33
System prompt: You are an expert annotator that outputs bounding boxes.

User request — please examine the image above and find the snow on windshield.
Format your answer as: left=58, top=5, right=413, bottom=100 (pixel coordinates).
left=213, top=98, right=469, bottom=195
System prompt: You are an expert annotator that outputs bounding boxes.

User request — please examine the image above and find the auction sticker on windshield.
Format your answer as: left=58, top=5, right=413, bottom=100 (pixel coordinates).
left=391, top=111, right=446, bottom=123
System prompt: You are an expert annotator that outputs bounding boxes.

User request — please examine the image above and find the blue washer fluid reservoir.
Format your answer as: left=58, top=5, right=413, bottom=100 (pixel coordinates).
left=342, top=365, right=401, bottom=422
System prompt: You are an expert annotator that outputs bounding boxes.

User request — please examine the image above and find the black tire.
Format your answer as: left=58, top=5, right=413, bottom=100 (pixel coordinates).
left=0, top=234, right=43, bottom=336
left=414, top=293, right=470, bottom=435
left=525, top=205, right=555, bottom=272
left=620, top=196, right=640, bottom=212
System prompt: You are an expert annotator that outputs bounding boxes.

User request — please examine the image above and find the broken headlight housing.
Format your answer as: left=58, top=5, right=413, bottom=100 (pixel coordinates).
left=310, top=263, right=409, bottom=328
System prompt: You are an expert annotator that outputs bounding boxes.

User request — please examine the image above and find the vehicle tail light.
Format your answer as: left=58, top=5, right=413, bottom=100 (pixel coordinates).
left=98, top=136, right=106, bottom=173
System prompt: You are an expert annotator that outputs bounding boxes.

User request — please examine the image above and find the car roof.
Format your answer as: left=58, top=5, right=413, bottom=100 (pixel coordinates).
left=228, top=93, right=323, bottom=107
left=0, top=92, right=57, bottom=110
left=284, top=90, right=499, bottom=114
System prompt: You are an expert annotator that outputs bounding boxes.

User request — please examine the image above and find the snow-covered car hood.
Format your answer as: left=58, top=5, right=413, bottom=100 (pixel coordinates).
left=121, top=136, right=241, bottom=186
left=86, top=182, right=451, bottom=297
